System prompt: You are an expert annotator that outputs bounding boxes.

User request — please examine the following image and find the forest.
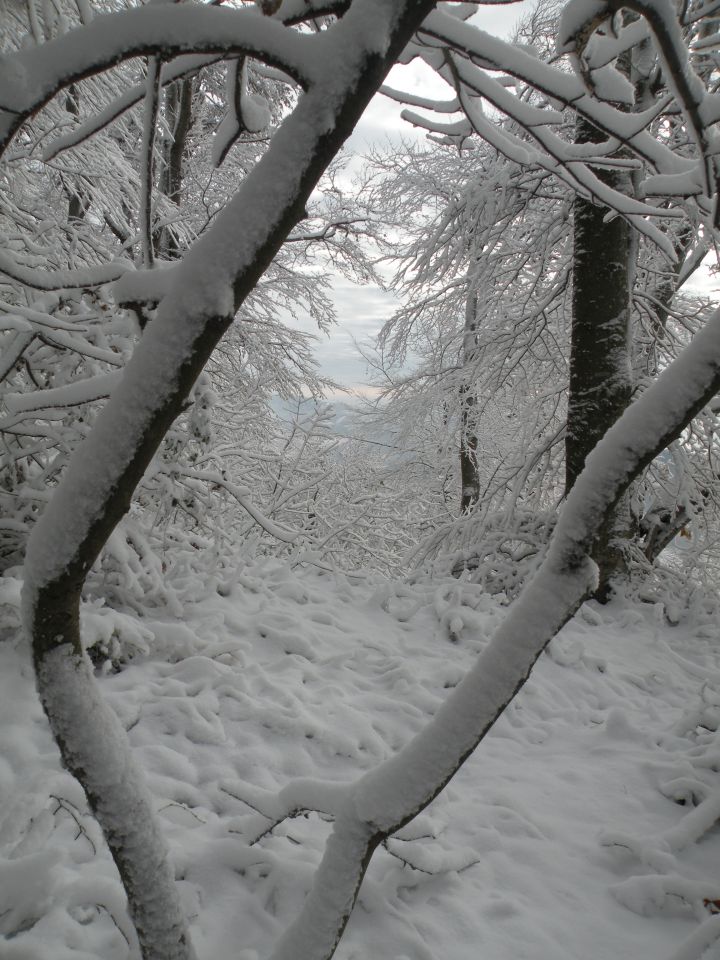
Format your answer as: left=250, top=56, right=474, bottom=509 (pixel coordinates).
left=2, top=0, right=720, bottom=957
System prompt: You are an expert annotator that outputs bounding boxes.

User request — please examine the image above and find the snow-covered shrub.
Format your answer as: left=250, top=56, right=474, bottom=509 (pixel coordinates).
left=415, top=508, right=556, bottom=600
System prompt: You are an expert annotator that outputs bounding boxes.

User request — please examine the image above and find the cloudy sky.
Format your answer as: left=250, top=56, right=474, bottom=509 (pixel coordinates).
left=289, top=2, right=720, bottom=401
left=289, top=3, right=534, bottom=401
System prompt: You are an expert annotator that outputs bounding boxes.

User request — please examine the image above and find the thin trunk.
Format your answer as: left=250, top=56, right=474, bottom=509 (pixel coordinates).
left=139, top=57, right=161, bottom=269
left=65, top=86, right=90, bottom=223
left=459, top=286, right=480, bottom=513
left=157, top=77, right=194, bottom=260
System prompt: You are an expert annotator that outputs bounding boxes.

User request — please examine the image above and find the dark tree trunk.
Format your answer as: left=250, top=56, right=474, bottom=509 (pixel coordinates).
left=460, top=287, right=480, bottom=514
left=566, top=117, right=634, bottom=598
left=65, top=86, right=90, bottom=223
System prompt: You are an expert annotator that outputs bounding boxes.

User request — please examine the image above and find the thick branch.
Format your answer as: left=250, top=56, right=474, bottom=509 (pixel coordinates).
left=0, top=4, right=316, bottom=155
left=21, top=2, right=437, bottom=958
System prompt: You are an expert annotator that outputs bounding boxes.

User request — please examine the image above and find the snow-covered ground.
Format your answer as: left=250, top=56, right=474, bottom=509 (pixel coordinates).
left=2, top=563, right=720, bottom=960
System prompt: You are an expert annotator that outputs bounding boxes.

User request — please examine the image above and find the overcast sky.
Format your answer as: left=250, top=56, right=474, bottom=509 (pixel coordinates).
left=288, top=2, right=720, bottom=402
left=286, top=3, right=535, bottom=401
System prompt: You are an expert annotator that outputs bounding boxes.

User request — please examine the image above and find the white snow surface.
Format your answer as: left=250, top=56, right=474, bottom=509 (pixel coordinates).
left=4, top=562, right=720, bottom=959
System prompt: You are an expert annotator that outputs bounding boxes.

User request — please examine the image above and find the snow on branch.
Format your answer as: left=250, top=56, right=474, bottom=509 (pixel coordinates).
left=212, top=57, right=272, bottom=168
left=39, top=329, right=125, bottom=367
left=558, top=0, right=720, bottom=223
left=42, top=55, right=223, bottom=162
left=414, top=8, right=692, bottom=178
left=451, top=70, right=682, bottom=257
left=666, top=915, right=720, bottom=960
left=222, top=777, right=349, bottom=844
left=0, top=4, right=317, bottom=155
left=174, top=467, right=300, bottom=543
left=380, top=83, right=461, bottom=113
left=398, top=46, right=682, bottom=254
left=1, top=371, right=122, bottom=423
left=0, top=251, right=133, bottom=292
left=612, top=873, right=720, bottom=919
left=601, top=787, right=720, bottom=865
left=0, top=332, right=33, bottom=385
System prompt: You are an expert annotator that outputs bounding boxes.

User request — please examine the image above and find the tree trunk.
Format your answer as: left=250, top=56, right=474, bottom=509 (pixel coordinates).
left=23, top=4, right=438, bottom=957
left=459, top=286, right=480, bottom=514
left=566, top=116, right=634, bottom=598
left=65, top=86, right=90, bottom=223
left=157, top=77, right=195, bottom=260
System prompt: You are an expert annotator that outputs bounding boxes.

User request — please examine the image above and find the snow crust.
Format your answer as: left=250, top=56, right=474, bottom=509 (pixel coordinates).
left=6, top=564, right=720, bottom=959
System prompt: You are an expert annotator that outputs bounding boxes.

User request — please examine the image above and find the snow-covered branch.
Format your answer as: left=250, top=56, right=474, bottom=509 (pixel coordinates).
left=0, top=4, right=315, bottom=154
left=20, top=2, right=437, bottom=957
left=263, top=300, right=720, bottom=960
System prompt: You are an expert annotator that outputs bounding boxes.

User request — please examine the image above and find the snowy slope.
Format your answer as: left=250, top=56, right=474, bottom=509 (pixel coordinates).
left=2, top=564, right=720, bottom=960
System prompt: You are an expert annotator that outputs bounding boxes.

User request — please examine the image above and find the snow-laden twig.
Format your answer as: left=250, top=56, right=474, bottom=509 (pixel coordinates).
left=601, top=786, right=720, bottom=866
left=222, top=777, right=349, bottom=844
left=2, top=371, right=122, bottom=418
left=612, top=873, right=720, bottom=918
left=0, top=250, right=133, bottom=292
left=176, top=467, right=300, bottom=543
left=666, top=914, right=720, bottom=960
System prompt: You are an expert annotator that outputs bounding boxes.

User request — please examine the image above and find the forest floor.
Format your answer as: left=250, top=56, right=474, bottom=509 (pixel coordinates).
left=2, top=562, right=720, bottom=960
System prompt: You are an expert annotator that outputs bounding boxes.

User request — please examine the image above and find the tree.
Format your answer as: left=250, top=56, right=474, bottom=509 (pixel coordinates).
left=0, top=7, right=377, bottom=600
left=367, top=1, right=720, bottom=599
left=365, top=138, right=571, bottom=589
left=3, top=1, right=720, bottom=959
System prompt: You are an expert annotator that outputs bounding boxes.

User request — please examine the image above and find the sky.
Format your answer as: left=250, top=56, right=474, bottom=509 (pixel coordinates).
left=288, top=3, right=720, bottom=403
left=288, top=2, right=535, bottom=401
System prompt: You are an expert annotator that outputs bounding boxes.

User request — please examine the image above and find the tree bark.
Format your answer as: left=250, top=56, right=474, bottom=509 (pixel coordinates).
left=157, top=77, right=195, bottom=259
left=23, top=4, right=438, bottom=957
left=566, top=116, right=634, bottom=597
left=459, top=286, right=480, bottom=513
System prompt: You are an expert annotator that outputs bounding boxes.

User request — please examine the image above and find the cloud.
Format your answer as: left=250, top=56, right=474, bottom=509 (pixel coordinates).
left=287, top=0, right=537, bottom=395
left=285, top=277, right=400, bottom=392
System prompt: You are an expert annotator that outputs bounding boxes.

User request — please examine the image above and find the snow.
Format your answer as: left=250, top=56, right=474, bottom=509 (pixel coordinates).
left=6, top=0, right=720, bottom=955
left=556, top=0, right=610, bottom=54
left=0, top=5, right=315, bottom=124
left=5, top=562, right=720, bottom=959
left=0, top=252, right=133, bottom=294
left=2, top=371, right=123, bottom=418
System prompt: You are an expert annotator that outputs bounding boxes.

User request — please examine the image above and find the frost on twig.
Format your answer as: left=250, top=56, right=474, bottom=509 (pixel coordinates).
left=612, top=873, right=720, bottom=919
left=665, top=914, right=720, bottom=960
left=221, top=778, right=348, bottom=844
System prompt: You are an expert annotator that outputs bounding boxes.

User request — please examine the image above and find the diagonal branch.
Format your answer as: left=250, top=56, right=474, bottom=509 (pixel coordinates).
left=20, top=3, right=438, bottom=958
left=265, top=301, right=720, bottom=960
